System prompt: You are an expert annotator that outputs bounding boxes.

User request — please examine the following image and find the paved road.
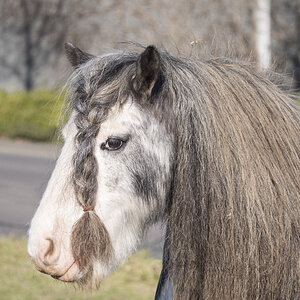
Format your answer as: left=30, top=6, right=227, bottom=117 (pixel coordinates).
left=0, top=139, right=164, bottom=258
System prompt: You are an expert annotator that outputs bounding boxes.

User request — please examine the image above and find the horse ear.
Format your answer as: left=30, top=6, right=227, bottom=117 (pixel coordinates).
left=135, top=45, right=161, bottom=97
left=64, top=42, right=94, bottom=68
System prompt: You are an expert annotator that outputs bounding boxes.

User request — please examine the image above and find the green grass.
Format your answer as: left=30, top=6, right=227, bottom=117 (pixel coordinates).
left=0, top=90, right=64, bottom=142
left=0, top=237, right=162, bottom=300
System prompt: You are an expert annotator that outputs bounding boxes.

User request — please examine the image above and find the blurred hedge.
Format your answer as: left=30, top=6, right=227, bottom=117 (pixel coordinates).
left=0, top=89, right=64, bottom=142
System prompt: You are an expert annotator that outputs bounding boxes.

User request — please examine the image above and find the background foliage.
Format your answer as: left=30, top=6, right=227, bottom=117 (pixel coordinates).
left=0, top=0, right=299, bottom=91
left=0, top=90, right=63, bottom=141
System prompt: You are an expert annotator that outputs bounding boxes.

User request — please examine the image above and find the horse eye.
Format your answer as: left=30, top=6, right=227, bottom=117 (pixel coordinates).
left=101, top=138, right=124, bottom=151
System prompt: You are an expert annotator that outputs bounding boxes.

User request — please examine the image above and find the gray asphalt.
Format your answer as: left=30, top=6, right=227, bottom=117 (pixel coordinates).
left=0, top=139, right=164, bottom=258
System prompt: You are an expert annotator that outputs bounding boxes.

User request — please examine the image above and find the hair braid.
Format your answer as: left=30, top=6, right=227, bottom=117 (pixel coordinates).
left=70, top=72, right=115, bottom=277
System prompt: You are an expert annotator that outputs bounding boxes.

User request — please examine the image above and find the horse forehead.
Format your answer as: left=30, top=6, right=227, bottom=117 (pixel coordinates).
left=100, top=101, right=146, bottom=133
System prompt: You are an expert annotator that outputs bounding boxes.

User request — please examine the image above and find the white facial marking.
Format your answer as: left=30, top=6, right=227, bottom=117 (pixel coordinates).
left=28, top=114, right=82, bottom=278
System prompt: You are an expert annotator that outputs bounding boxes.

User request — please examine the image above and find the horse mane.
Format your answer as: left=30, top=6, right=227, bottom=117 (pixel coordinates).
left=159, top=55, right=300, bottom=299
left=64, top=48, right=300, bottom=298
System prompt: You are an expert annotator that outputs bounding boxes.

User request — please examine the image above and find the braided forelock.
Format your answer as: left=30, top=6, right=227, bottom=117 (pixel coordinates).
left=70, top=65, right=124, bottom=278
left=71, top=54, right=137, bottom=208
left=67, top=52, right=139, bottom=281
left=72, top=75, right=108, bottom=208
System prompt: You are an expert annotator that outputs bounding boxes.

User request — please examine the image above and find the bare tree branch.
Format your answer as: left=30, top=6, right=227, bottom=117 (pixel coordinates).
left=0, top=0, right=95, bottom=90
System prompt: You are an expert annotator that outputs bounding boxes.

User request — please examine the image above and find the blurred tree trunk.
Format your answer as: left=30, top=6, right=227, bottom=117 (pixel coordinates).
left=22, top=0, right=34, bottom=91
left=255, top=0, right=271, bottom=69
left=295, top=2, right=300, bottom=89
left=24, top=30, right=34, bottom=91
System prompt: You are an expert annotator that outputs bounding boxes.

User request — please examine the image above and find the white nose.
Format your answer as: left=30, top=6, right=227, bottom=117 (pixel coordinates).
left=28, top=236, right=79, bottom=281
left=31, top=238, right=58, bottom=269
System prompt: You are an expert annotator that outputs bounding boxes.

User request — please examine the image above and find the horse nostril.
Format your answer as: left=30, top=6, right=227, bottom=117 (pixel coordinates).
left=39, top=238, right=58, bottom=266
left=45, top=238, right=55, bottom=258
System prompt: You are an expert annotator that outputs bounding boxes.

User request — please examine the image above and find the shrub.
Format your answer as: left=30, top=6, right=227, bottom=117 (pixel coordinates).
left=0, top=89, right=64, bottom=142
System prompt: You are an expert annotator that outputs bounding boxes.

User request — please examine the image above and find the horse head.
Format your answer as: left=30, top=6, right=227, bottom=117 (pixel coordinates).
left=28, top=44, right=173, bottom=286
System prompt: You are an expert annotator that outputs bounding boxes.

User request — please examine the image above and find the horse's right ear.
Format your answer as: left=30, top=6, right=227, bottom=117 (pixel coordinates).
left=64, top=42, right=94, bottom=68
left=135, top=45, right=161, bottom=97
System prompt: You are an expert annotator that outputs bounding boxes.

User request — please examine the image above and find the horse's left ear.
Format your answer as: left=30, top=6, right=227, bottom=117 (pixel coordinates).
left=135, top=45, right=161, bottom=97
left=64, top=42, right=95, bottom=68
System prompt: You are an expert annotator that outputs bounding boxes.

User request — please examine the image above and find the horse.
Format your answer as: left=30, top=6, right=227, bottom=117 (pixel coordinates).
left=28, top=43, right=300, bottom=299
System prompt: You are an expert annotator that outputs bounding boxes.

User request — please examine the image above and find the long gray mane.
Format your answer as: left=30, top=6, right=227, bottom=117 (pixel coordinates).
left=66, top=48, right=300, bottom=298
left=162, top=57, right=300, bottom=299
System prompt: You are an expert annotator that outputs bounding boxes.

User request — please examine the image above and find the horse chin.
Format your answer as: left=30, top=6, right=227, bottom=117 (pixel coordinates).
left=50, top=262, right=82, bottom=283
left=58, top=263, right=103, bottom=288
left=56, top=261, right=81, bottom=282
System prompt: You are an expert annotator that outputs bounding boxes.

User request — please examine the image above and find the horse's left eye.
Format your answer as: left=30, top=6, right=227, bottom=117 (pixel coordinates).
left=101, top=138, right=124, bottom=151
